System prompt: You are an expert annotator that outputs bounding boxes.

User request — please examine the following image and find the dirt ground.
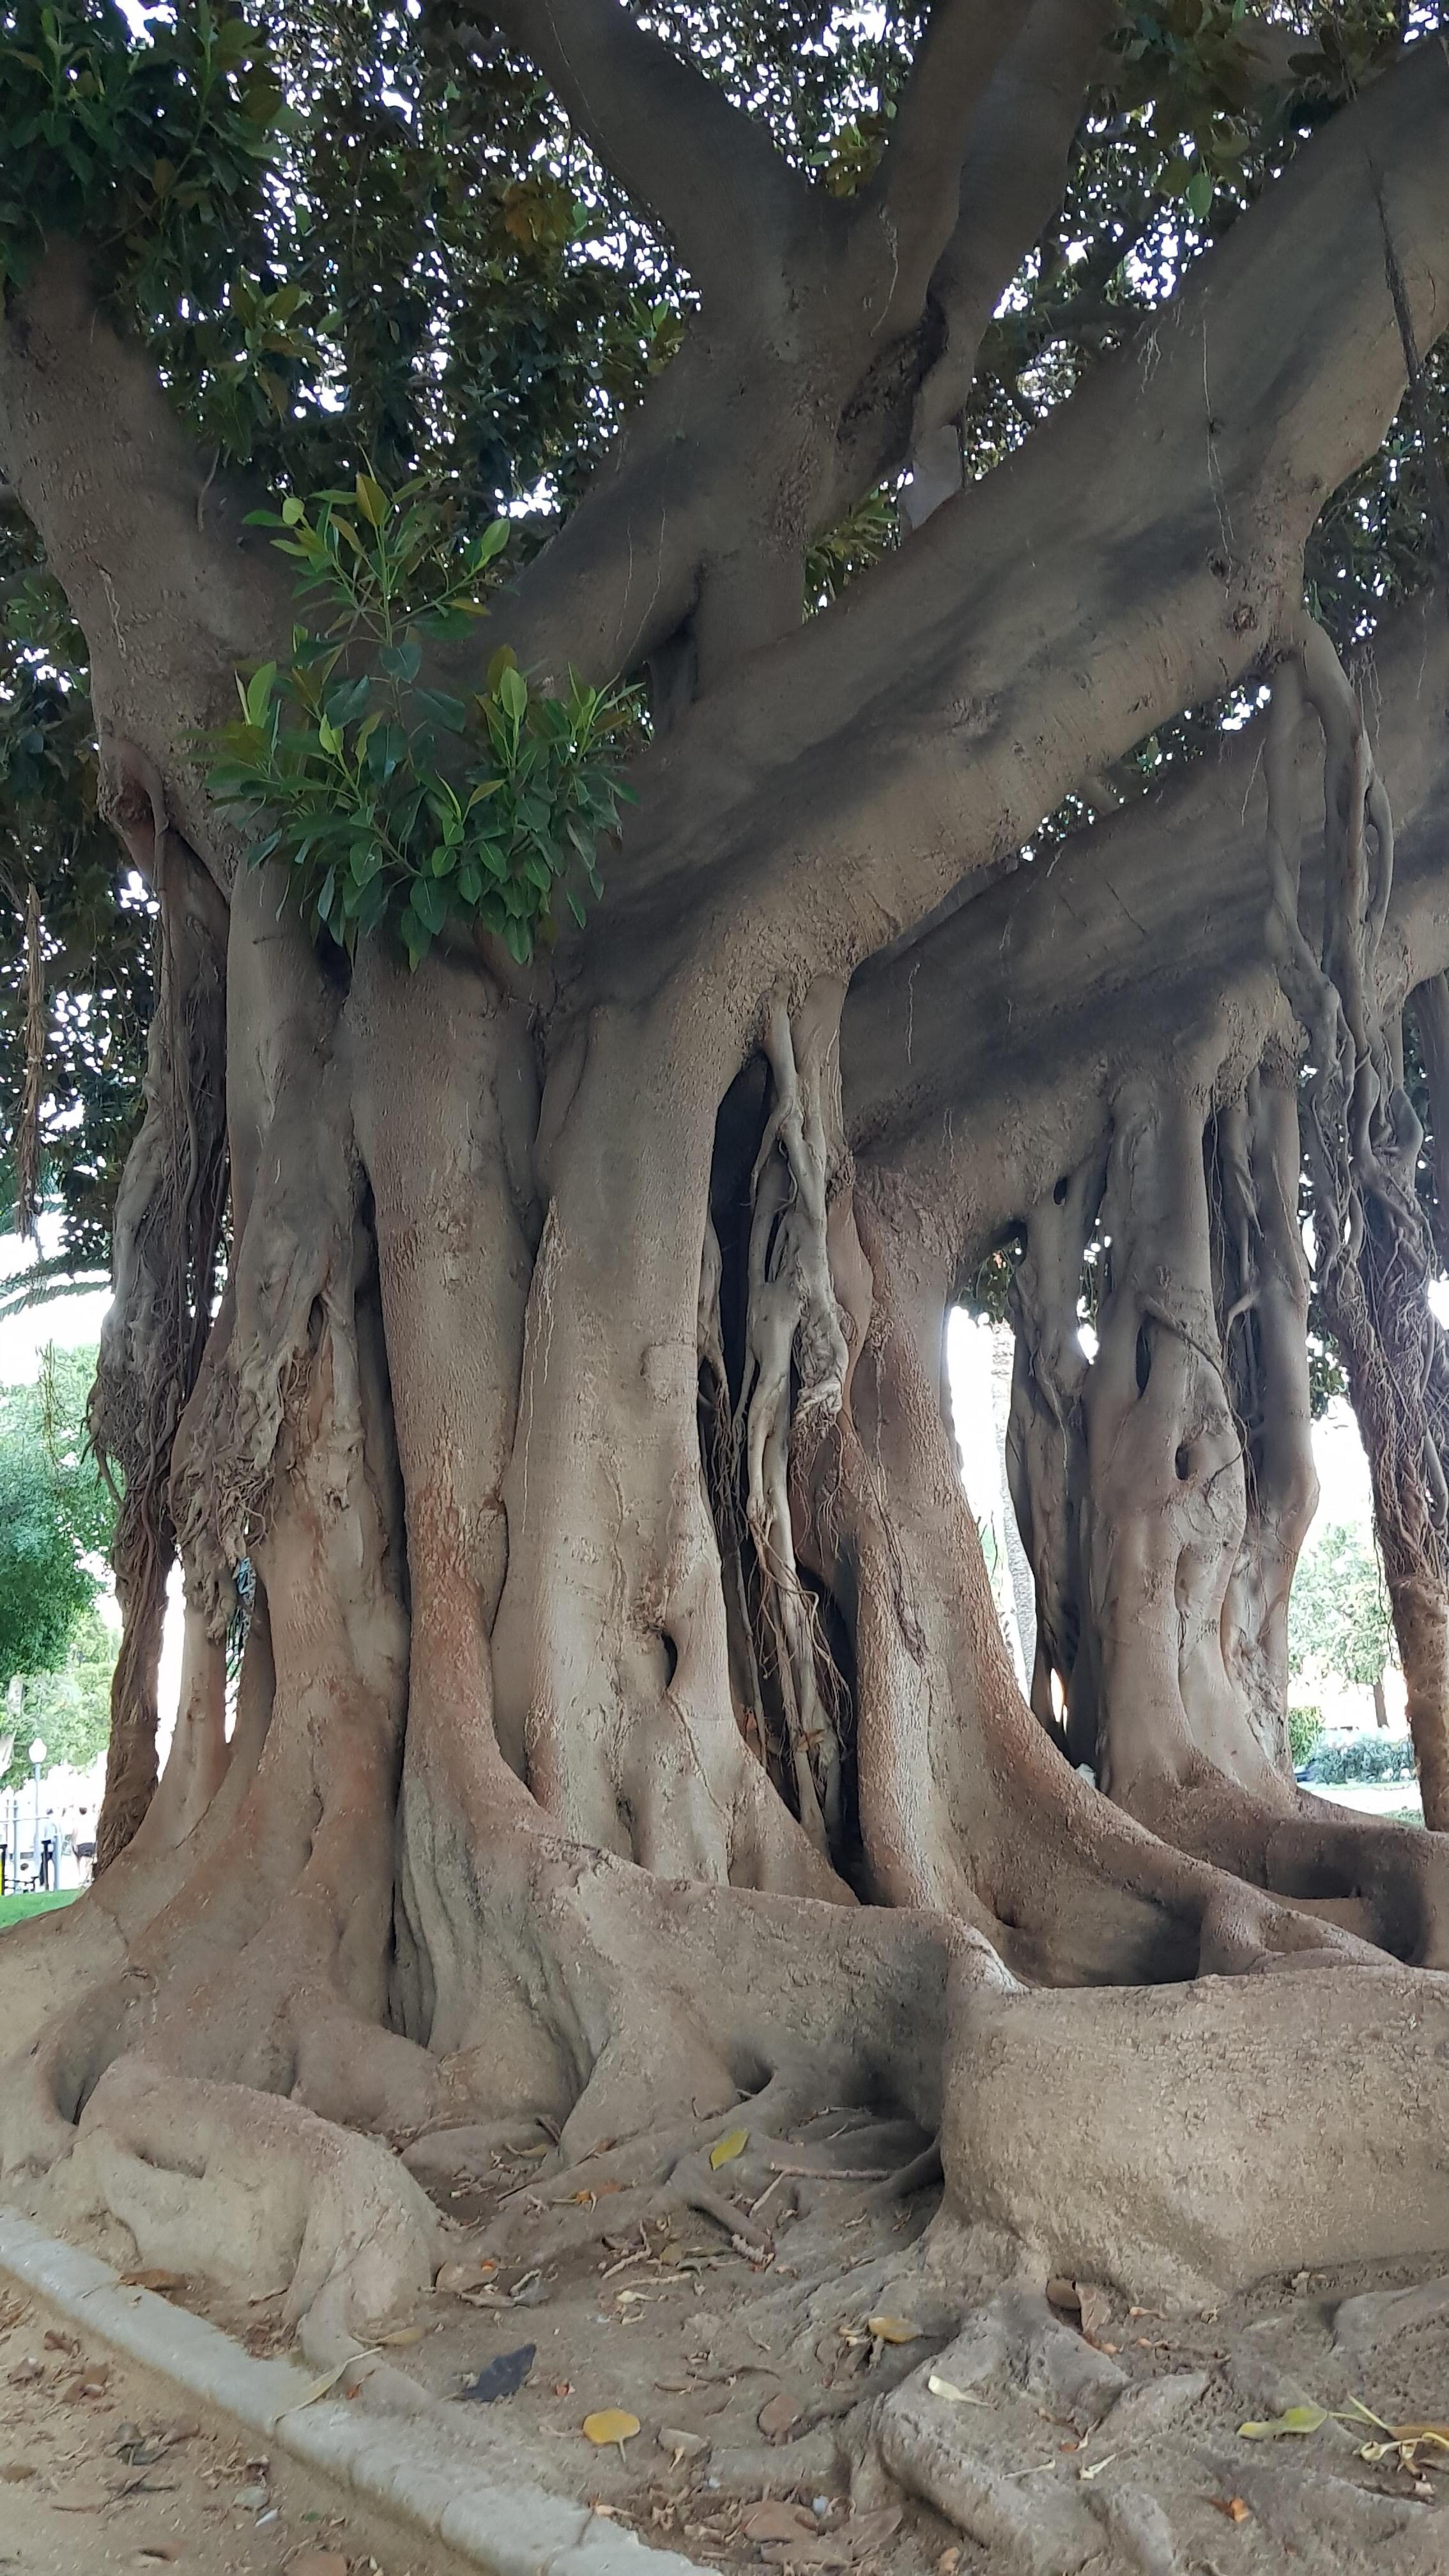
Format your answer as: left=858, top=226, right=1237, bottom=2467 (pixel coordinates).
left=15, top=2099, right=1446, bottom=2576
left=0, top=2286, right=468, bottom=2576
left=7, top=2080, right=1449, bottom=2576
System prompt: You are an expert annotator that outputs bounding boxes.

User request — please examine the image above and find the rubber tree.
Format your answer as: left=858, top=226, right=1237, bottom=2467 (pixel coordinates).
left=3, top=7, right=1449, bottom=2527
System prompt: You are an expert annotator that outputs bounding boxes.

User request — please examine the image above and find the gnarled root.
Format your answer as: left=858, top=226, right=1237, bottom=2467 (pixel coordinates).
left=939, top=1931, right=1449, bottom=2304
left=45, top=2055, right=441, bottom=2361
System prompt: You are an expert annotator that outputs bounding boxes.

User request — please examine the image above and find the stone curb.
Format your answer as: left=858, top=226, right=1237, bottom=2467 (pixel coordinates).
left=0, top=2208, right=707, bottom=2576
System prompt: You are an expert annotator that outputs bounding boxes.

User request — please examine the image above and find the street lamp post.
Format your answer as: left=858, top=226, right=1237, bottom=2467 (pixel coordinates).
left=29, top=1738, right=46, bottom=1887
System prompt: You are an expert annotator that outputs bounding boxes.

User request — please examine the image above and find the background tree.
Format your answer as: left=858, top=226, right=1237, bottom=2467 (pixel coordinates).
left=3, top=10, right=1449, bottom=2566
left=0, top=1346, right=116, bottom=1778
left=1289, top=1520, right=1395, bottom=1726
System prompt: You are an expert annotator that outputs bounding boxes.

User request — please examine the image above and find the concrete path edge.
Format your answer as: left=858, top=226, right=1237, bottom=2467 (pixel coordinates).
left=0, top=2207, right=707, bottom=2576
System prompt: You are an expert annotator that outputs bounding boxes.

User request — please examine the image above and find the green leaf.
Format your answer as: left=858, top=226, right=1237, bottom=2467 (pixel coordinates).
left=1185, top=167, right=1213, bottom=220
left=280, top=494, right=306, bottom=526
left=415, top=687, right=467, bottom=733
left=497, top=664, right=528, bottom=724
left=1239, top=2404, right=1327, bottom=2441
left=355, top=471, right=389, bottom=528
left=245, top=661, right=278, bottom=726
left=379, top=638, right=422, bottom=684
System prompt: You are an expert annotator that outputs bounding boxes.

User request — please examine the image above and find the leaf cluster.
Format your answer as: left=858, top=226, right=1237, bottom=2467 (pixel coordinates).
left=207, top=474, right=636, bottom=968
left=0, top=0, right=284, bottom=317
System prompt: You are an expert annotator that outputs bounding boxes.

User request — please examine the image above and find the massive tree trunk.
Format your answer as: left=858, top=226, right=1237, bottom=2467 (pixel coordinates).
left=4, top=27, right=1449, bottom=2566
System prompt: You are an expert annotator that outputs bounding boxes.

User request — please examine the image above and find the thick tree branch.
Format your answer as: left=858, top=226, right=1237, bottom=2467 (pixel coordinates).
left=910, top=0, right=1118, bottom=453
left=456, top=0, right=824, bottom=324
left=0, top=245, right=291, bottom=888
left=864, top=0, right=1035, bottom=321
left=582, top=40, right=1449, bottom=993
left=841, top=585, right=1449, bottom=1279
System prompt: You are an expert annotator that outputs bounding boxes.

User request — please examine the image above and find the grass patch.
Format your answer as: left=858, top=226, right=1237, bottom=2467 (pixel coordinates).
left=0, top=1889, right=79, bottom=1931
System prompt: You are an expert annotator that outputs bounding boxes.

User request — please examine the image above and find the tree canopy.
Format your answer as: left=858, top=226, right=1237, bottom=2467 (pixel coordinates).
left=2, top=0, right=1443, bottom=1244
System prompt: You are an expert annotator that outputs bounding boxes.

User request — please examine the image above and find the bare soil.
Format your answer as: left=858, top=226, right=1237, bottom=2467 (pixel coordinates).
left=31, top=2107, right=1448, bottom=2576
left=0, top=2285, right=455, bottom=2576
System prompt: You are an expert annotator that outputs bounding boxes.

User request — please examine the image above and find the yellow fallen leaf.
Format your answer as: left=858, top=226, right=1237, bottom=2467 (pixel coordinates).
left=867, top=2315, right=920, bottom=2345
left=709, top=2127, right=749, bottom=2170
left=378, top=2325, right=425, bottom=2347
left=583, top=2408, right=641, bottom=2450
left=1238, top=2403, right=1326, bottom=2439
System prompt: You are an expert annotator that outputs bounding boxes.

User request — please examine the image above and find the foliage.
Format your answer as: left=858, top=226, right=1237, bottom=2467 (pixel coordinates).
left=0, top=1346, right=114, bottom=1770
left=208, top=475, right=636, bottom=967
left=1287, top=1704, right=1323, bottom=1767
left=1299, top=1730, right=1416, bottom=1786
left=1, top=1598, right=114, bottom=1789
left=0, top=1, right=1446, bottom=1291
left=1288, top=1520, right=1394, bottom=1690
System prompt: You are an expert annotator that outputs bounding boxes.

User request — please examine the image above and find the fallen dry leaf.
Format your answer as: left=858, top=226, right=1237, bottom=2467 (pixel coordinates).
left=119, top=2269, right=188, bottom=2296
left=866, top=2315, right=919, bottom=2345
left=583, top=2407, right=641, bottom=2450
left=1210, top=2496, right=1252, bottom=2523
left=376, top=2324, right=424, bottom=2348
left=8, top=2358, right=43, bottom=2386
left=61, top=2372, right=110, bottom=2402
left=709, top=2127, right=749, bottom=2170
left=659, top=2425, right=710, bottom=2464
left=757, top=2389, right=801, bottom=2439
left=133, top=2546, right=181, bottom=2564
left=286, top=2554, right=350, bottom=2576
left=927, top=2373, right=987, bottom=2407
left=44, top=2329, right=79, bottom=2352
left=0, top=2463, right=37, bottom=2482
left=434, top=2257, right=497, bottom=2294
left=1076, top=2283, right=1113, bottom=2343
left=53, top=2485, right=114, bottom=2513
left=741, top=2499, right=817, bottom=2542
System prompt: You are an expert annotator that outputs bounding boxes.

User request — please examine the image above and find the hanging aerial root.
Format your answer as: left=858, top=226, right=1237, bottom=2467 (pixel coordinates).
left=91, top=829, right=229, bottom=1871
left=1266, top=616, right=1449, bottom=1828
left=737, top=980, right=856, bottom=1851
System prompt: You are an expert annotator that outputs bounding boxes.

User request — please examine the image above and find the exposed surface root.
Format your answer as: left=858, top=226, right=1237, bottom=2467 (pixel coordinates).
left=939, top=1935, right=1449, bottom=2304
left=40, top=2055, right=441, bottom=2359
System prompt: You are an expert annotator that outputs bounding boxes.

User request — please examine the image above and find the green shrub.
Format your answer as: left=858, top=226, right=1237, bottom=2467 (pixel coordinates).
left=1287, top=1706, right=1323, bottom=1767
left=1301, top=1733, right=1415, bottom=1786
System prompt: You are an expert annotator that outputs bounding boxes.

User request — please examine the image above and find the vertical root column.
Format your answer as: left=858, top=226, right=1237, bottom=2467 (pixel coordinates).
left=1003, top=1151, right=1103, bottom=1754
left=1214, top=1057, right=1319, bottom=1772
left=1078, top=1078, right=1271, bottom=1813
left=92, top=833, right=229, bottom=1873
left=490, top=991, right=839, bottom=1899
left=737, top=983, right=855, bottom=1855
left=1266, top=622, right=1449, bottom=1828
